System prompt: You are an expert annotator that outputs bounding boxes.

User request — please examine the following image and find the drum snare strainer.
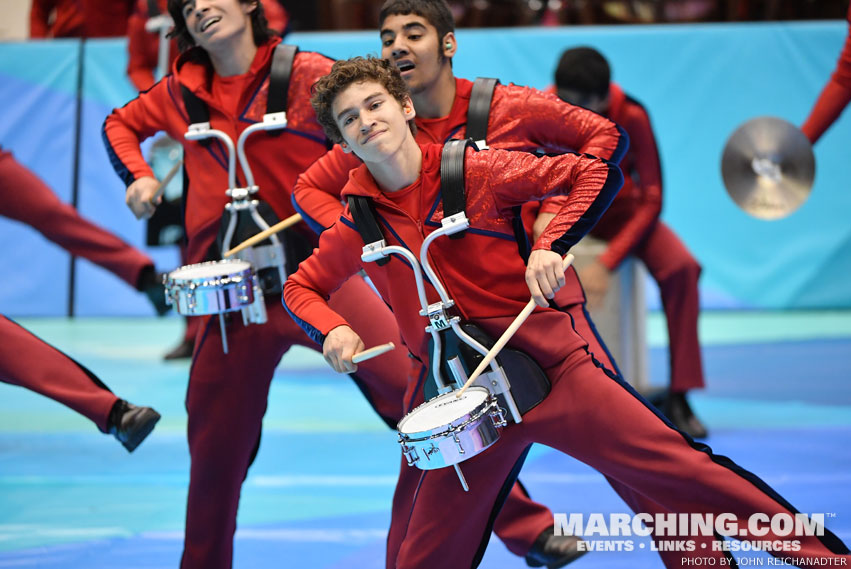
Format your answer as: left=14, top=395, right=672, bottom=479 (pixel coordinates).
left=398, top=386, right=506, bottom=489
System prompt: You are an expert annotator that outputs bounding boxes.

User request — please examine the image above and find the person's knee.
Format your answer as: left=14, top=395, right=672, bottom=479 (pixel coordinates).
left=657, top=255, right=701, bottom=291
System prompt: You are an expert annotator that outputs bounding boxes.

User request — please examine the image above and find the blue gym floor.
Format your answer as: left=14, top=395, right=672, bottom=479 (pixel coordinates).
left=0, top=311, right=849, bottom=568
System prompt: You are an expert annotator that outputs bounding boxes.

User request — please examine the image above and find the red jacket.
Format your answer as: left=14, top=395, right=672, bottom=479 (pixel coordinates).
left=292, top=76, right=626, bottom=305
left=801, top=4, right=851, bottom=144
left=103, top=38, right=331, bottom=263
left=294, top=77, right=625, bottom=231
left=126, top=0, right=290, bottom=91
left=283, top=143, right=622, bottom=361
left=586, top=83, right=663, bottom=271
left=31, top=0, right=133, bottom=38
left=30, top=0, right=84, bottom=38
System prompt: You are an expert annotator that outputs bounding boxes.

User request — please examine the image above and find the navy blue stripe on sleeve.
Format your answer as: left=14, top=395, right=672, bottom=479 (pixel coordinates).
left=291, top=192, right=328, bottom=235
left=550, top=160, right=624, bottom=255
left=101, top=120, right=135, bottom=187
left=281, top=294, right=326, bottom=346
left=610, top=124, right=630, bottom=165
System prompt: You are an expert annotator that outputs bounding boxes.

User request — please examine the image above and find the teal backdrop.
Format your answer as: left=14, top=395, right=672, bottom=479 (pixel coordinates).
left=0, top=21, right=849, bottom=315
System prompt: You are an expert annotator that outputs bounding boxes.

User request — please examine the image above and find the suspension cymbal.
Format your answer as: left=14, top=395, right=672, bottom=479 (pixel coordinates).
left=720, top=116, right=815, bottom=220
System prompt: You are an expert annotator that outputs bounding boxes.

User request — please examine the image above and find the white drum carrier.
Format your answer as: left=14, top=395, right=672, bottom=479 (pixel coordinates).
left=162, top=48, right=295, bottom=354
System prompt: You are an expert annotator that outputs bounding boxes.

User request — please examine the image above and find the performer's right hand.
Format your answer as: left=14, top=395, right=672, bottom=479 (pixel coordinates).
left=323, top=325, right=365, bottom=374
left=125, top=176, right=161, bottom=219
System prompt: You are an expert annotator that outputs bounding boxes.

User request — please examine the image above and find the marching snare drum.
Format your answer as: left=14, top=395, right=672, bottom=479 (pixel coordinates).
left=164, top=259, right=257, bottom=316
left=397, top=386, right=505, bottom=471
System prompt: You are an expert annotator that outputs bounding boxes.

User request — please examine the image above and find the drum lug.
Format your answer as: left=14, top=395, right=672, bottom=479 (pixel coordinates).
left=491, top=406, right=507, bottom=428
left=401, top=443, right=419, bottom=466
left=186, top=285, right=197, bottom=310
left=163, top=274, right=175, bottom=307
left=453, top=433, right=465, bottom=455
left=237, top=281, right=251, bottom=304
left=242, top=282, right=267, bottom=325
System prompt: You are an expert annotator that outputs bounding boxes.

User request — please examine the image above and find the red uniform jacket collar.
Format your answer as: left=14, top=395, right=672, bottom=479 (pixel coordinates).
left=172, top=37, right=282, bottom=102
left=342, top=143, right=442, bottom=205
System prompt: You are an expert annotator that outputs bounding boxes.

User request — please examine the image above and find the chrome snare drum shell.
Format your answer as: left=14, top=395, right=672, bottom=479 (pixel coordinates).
left=164, top=259, right=257, bottom=315
left=397, top=387, right=505, bottom=470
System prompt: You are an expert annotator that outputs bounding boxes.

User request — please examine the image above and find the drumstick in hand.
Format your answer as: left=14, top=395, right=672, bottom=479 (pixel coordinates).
left=352, top=342, right=396, bottom=364
left=456, top=254, right=575, bottom=398
left=223, top=213, right=303, bottom=258
left=149, top=159, right=183, bottom=205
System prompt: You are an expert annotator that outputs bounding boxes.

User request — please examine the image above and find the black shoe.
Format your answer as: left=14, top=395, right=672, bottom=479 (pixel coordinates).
left=666, top=392, right=708, bottom=439
left=137, top=266, right=170, bottom=316
left=526, top=530, right=587, bottom=569
left=641, top=386, right=669, bottom=409
left=108, top=399, right=161, bottom=452
left=163, top=338, right=194, bottom=360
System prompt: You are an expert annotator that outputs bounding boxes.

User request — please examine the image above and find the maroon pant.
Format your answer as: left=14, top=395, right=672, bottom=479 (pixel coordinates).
left=0, top=316, right=117, bottom=432
left=0, top=150, right=153, bottom=288
left=180, top=275, right=559, bottom=568
left=388, top=301, right=618, bottom=562
left=597, top=219, right=704, bottom=392
left=389, top=310, right=849, bottom=568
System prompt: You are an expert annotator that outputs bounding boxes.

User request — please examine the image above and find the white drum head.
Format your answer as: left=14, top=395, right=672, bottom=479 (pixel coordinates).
left=399, top=387, right=489, bottom=434
left=169, top=260, right=252, bottom=280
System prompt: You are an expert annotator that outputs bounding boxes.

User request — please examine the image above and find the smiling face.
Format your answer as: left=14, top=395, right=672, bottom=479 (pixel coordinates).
left=178, top=0, right=256, bottom=52
left=379, top=13, right=454, bottom=96
left=332, top=80, right=416, bottom=164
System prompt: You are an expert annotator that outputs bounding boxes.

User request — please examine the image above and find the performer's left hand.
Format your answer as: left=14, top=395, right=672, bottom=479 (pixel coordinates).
left=526, top=249, right=566, bottom=307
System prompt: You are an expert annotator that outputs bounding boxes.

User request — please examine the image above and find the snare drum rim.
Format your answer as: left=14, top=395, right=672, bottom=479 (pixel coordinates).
left=166, top=259, right=255, bottom=288
left=397, top=387, right=497, bottom=442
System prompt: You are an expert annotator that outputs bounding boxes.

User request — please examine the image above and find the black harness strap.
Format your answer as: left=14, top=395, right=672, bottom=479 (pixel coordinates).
left=146, top=0, right=160, bottom=17
left=181, top=85, right=211, bottom=146
left=440, top=138, right=476, bottom=239
left=347, top=195, right=390, bottom=266
left=181, top=85, right=209, bottom=124
left=466, top=77, right=498, bottom=148
left=266, top=44, right=298, bottom=115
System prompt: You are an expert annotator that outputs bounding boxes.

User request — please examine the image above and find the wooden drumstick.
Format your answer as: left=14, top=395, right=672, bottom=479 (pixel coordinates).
left=352, top=342, right=396, bottom=364
left=149, top=159, right=183, bottom=205
left=223, top=213, right=303, bottom=258
left=456, top=254, right=575, bottom=398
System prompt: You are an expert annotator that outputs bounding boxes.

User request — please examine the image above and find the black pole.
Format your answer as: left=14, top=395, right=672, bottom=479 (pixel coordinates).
left=67, top=39, right=86, bottom=318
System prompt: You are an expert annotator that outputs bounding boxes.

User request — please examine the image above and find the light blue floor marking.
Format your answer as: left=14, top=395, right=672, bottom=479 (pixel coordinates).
left=0, top=313, right=848, bottom=567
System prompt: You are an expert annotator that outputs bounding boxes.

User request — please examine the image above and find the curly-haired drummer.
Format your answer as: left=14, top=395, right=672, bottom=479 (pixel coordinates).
left=283, top=55, right=850, bottom=569
left=291, top=3, right=627, bottom=563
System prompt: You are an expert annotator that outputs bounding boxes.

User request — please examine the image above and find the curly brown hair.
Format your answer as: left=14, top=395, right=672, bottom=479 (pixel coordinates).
left=311, top=56, right=414, bottom=144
